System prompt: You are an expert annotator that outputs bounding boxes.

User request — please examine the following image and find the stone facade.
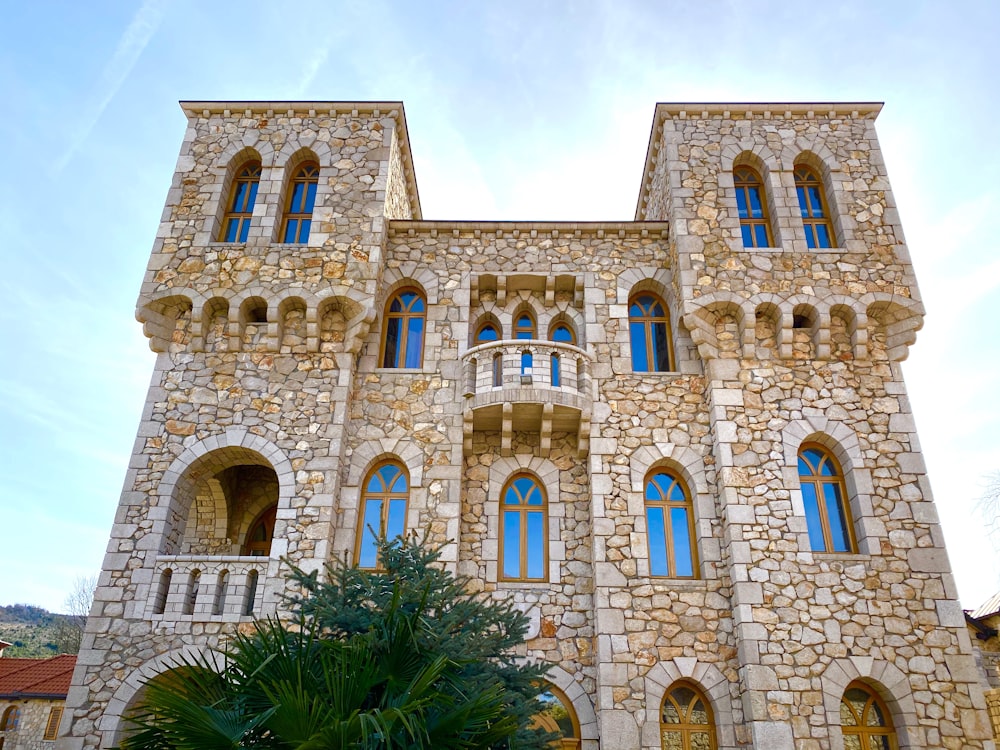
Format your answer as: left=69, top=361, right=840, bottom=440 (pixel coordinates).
left=1, top=654, right=75, bottom=750
left=58, top=100, right=993, bottom=749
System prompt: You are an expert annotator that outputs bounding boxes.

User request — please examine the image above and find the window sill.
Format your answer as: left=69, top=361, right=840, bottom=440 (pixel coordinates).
left=496, top=580, right=553, bottom=590
left=375, top=367, right=435, bottom=375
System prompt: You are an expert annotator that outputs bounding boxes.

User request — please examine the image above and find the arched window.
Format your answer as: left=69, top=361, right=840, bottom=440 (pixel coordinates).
left=734, top=166, right=773, bottom=248
left=213, top=570, right=229, bottom=616
left=243, top=570, right=259, bottom=616
left=183, top=570, right=201, bottom=615
left=381, top=289, right=426, bottom=368
left=220, top=160, right=261, bottom=242
left=356, top=461, right=409, bottom=569
left=551, top=352, right=561, bottom=387
left=1, top=706, right=19, bottom=731
left=152, top=569, right=172, bottom=615
left=281, top=161, right=319, bottom=243
left=492, top=353, right=503, bottom=387
left=475, top=321, right=500, bottom=343
left=645, top=470, right=697, bottom=578
left=549, top=322, right=575, bottom=344
left=500, top=473, right=547, bottom=581
left=629, top=293, right=673, bottom=372
left=841, top=682, right=898, bottom=750
left=533, top=685, right=580, bottom=750
left=660, top=682, right=716, bottom=750
left=798, top=444, right=855, bottom=553
left=242, top=505, right=277, bottom=557
left=794, top=165, right=835, bottom=248
left=514, top=312, right=537, bottom=340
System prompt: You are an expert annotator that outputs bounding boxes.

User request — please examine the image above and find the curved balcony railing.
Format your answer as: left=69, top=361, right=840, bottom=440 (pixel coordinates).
left=146, top=555, right=271, bottom=622
left=462, top=339, right=593, bottom=406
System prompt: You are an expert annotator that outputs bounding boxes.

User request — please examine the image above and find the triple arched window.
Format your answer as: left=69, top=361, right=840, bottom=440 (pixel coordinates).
left=660, top=681, right=716, bottom=750
left=629, top=293, right=673, bottom=372
left=645, top=470, right=697, bottom=578
left=500, top=473, right=548, bottom=581
left=356, top=461, right=409, bottom=569
left=798, top=444, right=855, bottom=553
left=381, top=289, right=426, bottom=368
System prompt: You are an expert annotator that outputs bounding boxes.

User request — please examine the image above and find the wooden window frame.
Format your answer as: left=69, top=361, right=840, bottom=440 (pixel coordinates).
left=380, top=288, right=427, bottom=368
left=629, top=293, right=674, bottom=372
left=43, top=706, right=63, bottom=740
left=355, top=461, right=410, bottom=570
left=280, top=161, right=320, bottom=243
left=242, top=504, right=277, bottom=557
left=734, top=166, right=774, bottom=248
left=533, top=684, right=581, bottom=750
left=549, top=321, right=576, bottom=345
left=645, top=470, right=698, bottom=578
left=498, top=473, right=549, bottom=582
left=219, top=161, right=262, bottom=242
left=798, top=443, right=856, bottom=553
left=475, top=321, right=501, bottom=343
left=660, top=680, right=717, bottom=750
left=514, top=311, right=537, bottom=340
left=0, top=707, right=19, bottom=731
left=840, top=681, right=899, bottom=749
left=794, top=165, right=836, bottom=248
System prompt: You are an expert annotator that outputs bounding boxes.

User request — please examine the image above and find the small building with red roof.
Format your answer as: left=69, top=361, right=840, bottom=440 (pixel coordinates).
left=0, top=654, right=76, bottom=750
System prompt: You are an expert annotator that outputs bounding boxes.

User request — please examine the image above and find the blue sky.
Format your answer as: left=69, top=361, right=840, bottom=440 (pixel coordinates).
left=1, top=0, right=998, bottom=613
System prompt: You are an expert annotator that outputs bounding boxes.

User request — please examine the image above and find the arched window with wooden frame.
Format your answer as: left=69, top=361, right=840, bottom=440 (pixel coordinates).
left=840, top=682, right=898, bottom=750
left=381, top=288, right=426, bottom=368
left=1, top=706, right=19, bottom=731
left=645, top=469, right=697, bottom=578
left=629, top=293, right=673, bottom=372
left=499, top=473, right=548, bottom=582
left=242, top=504, right=277, bottom=557
left=794, top=165, right=836, bottom=248
left=356, top=461, right=409, bottom=570
left=734, top=165, right=773, bottom=248
left=798, top=443, right=855, bottom=553
left=533, top=684, right=581, bottom=750
left=220, top=160, right=261, bottom=242
left=280, top=161, right=319, bottom=243
left=660, top=681, right=717, bottom=750
left=514, top=311, right=537, bottom=340
left=475, top=320, right=501, bottom=344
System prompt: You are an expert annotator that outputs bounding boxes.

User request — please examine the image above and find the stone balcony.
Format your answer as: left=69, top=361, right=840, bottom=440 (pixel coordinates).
left=144, top=555, right=273, bottom=623
left=461, top=340, right=593, bottom=457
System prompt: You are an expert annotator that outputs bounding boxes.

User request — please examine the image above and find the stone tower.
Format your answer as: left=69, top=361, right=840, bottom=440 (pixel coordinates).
left=58, top=101, right=994, bottom=749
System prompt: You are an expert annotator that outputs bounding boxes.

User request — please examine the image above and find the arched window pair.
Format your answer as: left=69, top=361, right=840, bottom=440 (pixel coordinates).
left=734, top=165, right=835, bottom=249
left=220, top=160, right=319, bottom=243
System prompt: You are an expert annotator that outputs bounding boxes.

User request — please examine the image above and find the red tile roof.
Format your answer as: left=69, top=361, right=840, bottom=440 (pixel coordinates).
left=0, top=654, right=76, bottom=698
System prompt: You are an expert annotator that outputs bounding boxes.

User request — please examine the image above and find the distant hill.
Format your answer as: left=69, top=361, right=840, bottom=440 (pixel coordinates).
left=0, top=604, right=74, bottom=657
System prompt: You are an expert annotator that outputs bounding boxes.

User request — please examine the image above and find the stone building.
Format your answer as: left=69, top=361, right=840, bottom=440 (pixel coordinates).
left=1, top=654, right=75, bottom=750
left=58, top=100, right=994, bottom=749
left=967, top=593, right=1000, bottom=742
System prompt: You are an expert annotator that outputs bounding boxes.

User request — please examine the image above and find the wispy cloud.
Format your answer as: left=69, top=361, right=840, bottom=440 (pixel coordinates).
left=293, top=45, right=331, bottom=99
left=53, top=0, right=169, bottom=173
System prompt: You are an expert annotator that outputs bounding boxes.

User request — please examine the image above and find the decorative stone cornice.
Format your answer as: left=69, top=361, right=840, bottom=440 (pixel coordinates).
left=635, top=101, right=884, bottom=220
left=387, top=220, right=669, bottom=240
left=179, top=100, right=422, bottom=220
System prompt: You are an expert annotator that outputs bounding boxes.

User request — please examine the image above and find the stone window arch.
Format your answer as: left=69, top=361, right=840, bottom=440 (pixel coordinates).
left=798, top=443, right=855, bottom=553
left=278, top=153, right=320, bottom=243
left=1, top=706, right=20, bottom=731
left=841, top=681, right=899, bottom=749
left=534, top=683, right=581, bottom=750
left=794, top=163, right=836, bottom=248
left=660, top=680, right=717, bottom=750
left=644, top=468, right=698, bottom=578
left=629, top=291, right=674, bottom=372
left=380, top=287, right=426, bottom=368
left=499, top=472, right=548, bottom=582
left=220, top=158, right=261, bottom=242
left=642, top=660, right=736, bottom=749
left=734, top=164, right=774, bottom=248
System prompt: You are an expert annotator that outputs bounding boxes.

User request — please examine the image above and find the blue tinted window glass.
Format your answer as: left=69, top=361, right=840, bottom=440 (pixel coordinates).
left=359, top=500, right=382, bottom=568
left=671, top=507, right=693, bottom=577
left=290, top=182, right=305, bottom=211
left=512, top=476, right=535, bottom=502
left=388, top=468, right=407, bottom=493
left=647, top=507, right=668, bottom=575
left=805, top=226, right=817, bottom=248
left=521, top=351, right=533, bottom=374
left=797, top=455, right=812, bottom=475
left=224, top=219, right=239, bottom=242
left=816, top=224, right=832, bottom=248
left=802, top=449, right=823, bottom=469
left=748, top=187, right=764, bottom=219
left=552, top=325, right=573, bottom=343
left=405, top=318, right=423, bottom=368
left=304, top=181, right=317, bottom=211
left=503, top=511, right=521, bottom=578
left=237, top=219, right=250, bottom=243
left=232, top=182, right=249, bottom=211
left=299, top=219, right=311, bottom=242
left=652, top=321, right=669, bottom=371
left=808, top=187, right=824, bottom=217
left=477, top=324, right=499, bottom=342
left=824, top=483, right=851, bottom=552
left=740, top=224, right=754, bottom=247
left=387, top=498, right=406, bottom=542
left=754, top=224, right=769, bottom=247
left=383, top=319, right=401, bottom=367
left=283, top=219, right=298, bottom=243
left=796, top=186, right=809, bottom=217
left=735, top=188, right=749, bottom=219
left=631, top=321, right=649, bottom=371
left=551, top=354, right=560, bottom=386
left=527, top=511, right=544, bottom=578
left=801, top=483, right=826, bottom=551
left=246, top=182, right=259, bottom=210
